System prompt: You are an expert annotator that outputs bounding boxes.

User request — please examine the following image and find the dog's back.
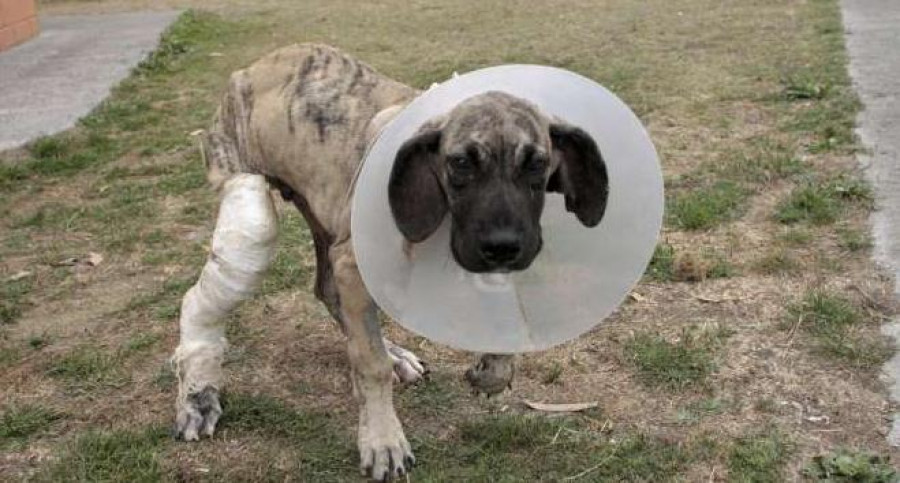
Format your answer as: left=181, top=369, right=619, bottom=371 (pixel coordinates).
left=200, top=43, right=418, bottom=235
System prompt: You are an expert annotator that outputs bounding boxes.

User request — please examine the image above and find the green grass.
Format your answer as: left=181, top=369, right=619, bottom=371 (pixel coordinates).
left=43, top=426, right=169, bottom=482
left=625, top=332, right=716, bottom=390
left=786, top=291, right=894, bottom=368
left=676, top=398, right=727, bottom=425
left=775, top=175, right=872, bottom=225
left=0, top=277, right=32, bottom=325
left=262, top=210, right=314, bottom=295
left=45, top=346, right=129, bottom=390
left=710, top=138, right=808, bottom=185
left=646, top=243, right=676, bottom=282
left=219, top=392, right=354, bottom=478
left=0, top=404, right=60, bottom=447
left=837, top=226, right=872, bottom=252
left=803, top=449, right=898, bottom=482
left=728, top=430, right=790, bottom=483
left=667, top=181, right=748, bottom=231
left=777, top=227, right=814, bottom=246
left=415, top=414, right=693, bottom=481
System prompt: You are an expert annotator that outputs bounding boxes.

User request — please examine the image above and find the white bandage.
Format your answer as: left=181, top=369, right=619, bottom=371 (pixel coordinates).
left=175, top=173, right=277, bottom=391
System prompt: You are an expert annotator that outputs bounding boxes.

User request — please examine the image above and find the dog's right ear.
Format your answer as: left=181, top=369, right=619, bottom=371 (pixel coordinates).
left=388, top=129, right=448, bottom=243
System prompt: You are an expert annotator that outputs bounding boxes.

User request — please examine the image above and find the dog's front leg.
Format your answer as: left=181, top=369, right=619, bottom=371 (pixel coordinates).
left=331, top=241, right=414, bottom=480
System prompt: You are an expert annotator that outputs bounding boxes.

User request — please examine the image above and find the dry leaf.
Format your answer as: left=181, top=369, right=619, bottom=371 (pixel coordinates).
left=524, top=400, right=598, bottom=412
left=629, top=292, right=646, bottom=302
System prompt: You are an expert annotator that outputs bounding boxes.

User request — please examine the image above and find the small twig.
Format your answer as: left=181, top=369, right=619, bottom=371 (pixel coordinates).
left=563, top=455, right=614, bottom=481
left=785, top=314, right=805, bottom=346
left=550, top=426, right=563, bottom=445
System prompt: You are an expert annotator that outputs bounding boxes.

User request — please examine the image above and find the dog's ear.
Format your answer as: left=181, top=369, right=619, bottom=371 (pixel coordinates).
left=547, top=122, right=609, bottom=227
left=388, top=129, right=448, bottom=242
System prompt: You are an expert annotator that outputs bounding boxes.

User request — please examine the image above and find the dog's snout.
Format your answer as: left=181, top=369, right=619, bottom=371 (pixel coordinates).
left=480, top=229, right=522, bottom=265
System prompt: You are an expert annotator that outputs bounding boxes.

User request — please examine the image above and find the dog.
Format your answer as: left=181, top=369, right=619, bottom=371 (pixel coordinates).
left=172, top=43, right=608, bottom=481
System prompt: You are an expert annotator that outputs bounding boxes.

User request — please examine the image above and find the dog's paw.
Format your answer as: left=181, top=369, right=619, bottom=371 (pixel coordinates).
left=465, top=354, right=515, bottom=397
left=174, top=386, right=222, bottom=441
left=384, top=338, right=428, bottom=384
left=358, top=411, right=415, bottom=481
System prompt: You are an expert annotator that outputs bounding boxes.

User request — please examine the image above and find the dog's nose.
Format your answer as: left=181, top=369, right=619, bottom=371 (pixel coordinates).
left=480, top=230, right=522, bottom=265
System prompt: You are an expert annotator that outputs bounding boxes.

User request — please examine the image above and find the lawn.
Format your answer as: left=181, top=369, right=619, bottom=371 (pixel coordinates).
left=1, top=0, right=898, bottom=481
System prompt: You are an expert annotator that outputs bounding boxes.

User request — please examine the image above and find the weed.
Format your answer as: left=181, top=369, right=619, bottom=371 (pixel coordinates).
left=783, top=75, right=832, bottom=101
left=803, top=449, right=897, bottom=482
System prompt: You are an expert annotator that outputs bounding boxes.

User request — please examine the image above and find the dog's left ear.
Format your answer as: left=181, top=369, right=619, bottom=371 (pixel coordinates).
left=388, top=129, right=448, bottom=242
left=547, top=122, right=609, bottom=227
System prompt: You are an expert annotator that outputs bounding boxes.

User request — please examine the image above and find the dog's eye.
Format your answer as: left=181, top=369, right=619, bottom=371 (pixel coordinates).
left=448, top=155, right=474, bottom=172
left=523, top=153, right=548, bottom=174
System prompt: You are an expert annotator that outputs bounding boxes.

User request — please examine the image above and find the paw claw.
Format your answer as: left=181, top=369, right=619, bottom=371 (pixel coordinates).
left=358, top=410, right=415, bottom=481
left=384, top=339, right=428, bottom=385
left=174, top=386, right=221, bottom=441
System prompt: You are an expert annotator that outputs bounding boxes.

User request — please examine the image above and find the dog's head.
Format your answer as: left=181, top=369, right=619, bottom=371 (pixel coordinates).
left=388, top=91, right=609, bottom=273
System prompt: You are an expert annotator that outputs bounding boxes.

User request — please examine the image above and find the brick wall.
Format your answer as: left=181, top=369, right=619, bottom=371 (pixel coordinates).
left=0, top=0, right=38, bottom=52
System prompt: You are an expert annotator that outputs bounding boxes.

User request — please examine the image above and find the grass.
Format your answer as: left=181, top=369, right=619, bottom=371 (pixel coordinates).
left=0, top=0, right=894, bottom=480
left=803, top=449, right=898, bottom=482
left=625, top=331, right=717, bottom=390
left=755, top=248, right=800, bottom=275
left=645, top=243, right=735, bottom=282
left=45, top=345, right=129, bottom=390
left=667, top=181, right=747, bottom=231
left=0, top=405, right=60, bottom=448
left=43, top=426, right=170, bottom=482
left=728, top=430, right=790, bottom=483
left=775, top=176, right=873, bottom=225
left=0, top=277, right=32, bottom=325
left=415, top=414, right=693, bottom=481
left=786, top=290, right=893, bottom=369
left=838, top=225, right=873, bottom=252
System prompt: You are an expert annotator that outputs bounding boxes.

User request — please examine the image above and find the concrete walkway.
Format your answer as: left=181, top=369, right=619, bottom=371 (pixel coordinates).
left=841, top=0, right=900, bottom=446
left=0, top=11, right=179, bottom=151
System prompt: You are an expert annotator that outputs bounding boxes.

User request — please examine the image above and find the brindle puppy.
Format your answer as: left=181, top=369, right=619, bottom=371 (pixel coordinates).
left=173, top=43, right=608, bottom=481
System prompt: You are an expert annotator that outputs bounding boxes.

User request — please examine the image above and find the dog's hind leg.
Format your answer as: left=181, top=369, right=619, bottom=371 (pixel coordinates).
left=383, top=338, right=428, bottom=384
left=172, top=174, right=277, bottom=441
left=330, top=239, right=415, bottom=480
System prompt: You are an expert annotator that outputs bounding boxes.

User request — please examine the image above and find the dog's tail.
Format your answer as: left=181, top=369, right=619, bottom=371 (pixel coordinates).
left=197, top=70, right=260, bottom=191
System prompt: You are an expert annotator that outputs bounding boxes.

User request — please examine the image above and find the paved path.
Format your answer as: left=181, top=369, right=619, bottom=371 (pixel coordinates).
left=0, top=11, right=179, bottom=151
left=841, top=0, right=900, bottom=446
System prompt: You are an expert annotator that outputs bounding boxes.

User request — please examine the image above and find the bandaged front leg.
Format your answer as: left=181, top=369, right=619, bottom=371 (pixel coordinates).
left=173, top=174, right=277, bottom=441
